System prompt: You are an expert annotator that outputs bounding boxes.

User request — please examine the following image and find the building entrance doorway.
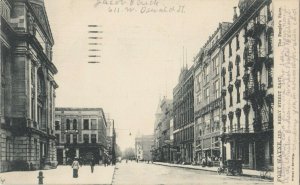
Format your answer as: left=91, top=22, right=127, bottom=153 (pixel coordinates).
left=56, top=149, right=63, bottom=165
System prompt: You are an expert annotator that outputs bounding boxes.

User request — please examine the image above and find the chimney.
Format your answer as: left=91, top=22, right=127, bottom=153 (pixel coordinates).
left=233, top=7, right=238, bottom=21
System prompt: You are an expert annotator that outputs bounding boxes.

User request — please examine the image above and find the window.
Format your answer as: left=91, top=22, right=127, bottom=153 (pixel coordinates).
left=73, top=134, right=77, bottom=144
left=222, top=48, right=225, bottom=63
left=229, top=41, right=232, bottom=57
left=55, top=134, right=60, bottom=143
left=37, top=105, right=42, bottom=124
left=91, top=134, right=97, bottom=143
left=228, top=62, right=233, bottom=82
left=55, top=121, right=60, bottom=130
left=34, top=139, right=38, bottom=160
left=267, top=29, right=274, bottom=54
left=73, top=119, right=77, bottom=130
left=214, top=80, right=220, bottom=99
left=83, top=119, right=89, bottom=130
left=267, top=67, right=273, bottom=87
left=83, top=134, right=89, bottom=143
left=236, top=55, right=241, bottom=77
left=66, top=119, right=70, bottom=130
left=91, top=119, right=97, bottom=130
left=196, top=75, right=201, bottom=92
left=66, top=134, right=70, bottom=144
left=230, top=93, right=233, bottom=107
left=206, top=87, right=210, bottom=103
left=212, top=57, right=219, bottom=76
left=206, top=65, right=210, bottom=83
left=236, top=34, right=240, bottom=50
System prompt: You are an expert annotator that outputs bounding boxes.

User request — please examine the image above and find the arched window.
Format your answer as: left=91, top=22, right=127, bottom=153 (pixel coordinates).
left=228, top=62, right=233, bottom=81
left=235, top=55, right=241, bottom=77
left=73, top=119, right=77, bottom=130
left=66, top=119, right=70, bottom=130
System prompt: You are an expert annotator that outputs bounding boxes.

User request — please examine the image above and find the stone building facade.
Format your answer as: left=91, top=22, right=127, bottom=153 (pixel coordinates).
left=135, top=135, right=154, bottom=161
left=193, top=22, right=231, bottom=164
left=152, top=97, right=172, bottom=162
left=173, top=66, right=194, bottom=163
left=0, top=0, right=58, bottom=171
left=219, top=0, right=274, bottom=170
left=54, top=108, right=107, bottom=165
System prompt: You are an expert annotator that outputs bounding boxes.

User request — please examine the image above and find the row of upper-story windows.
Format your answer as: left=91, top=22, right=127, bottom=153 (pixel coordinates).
left=55, top=118, right=98, bottom=130
left=55, top=133, right=97, bottom=144
left=195, top=79, right=220, bottom=106
left=174, top=126, right=194, bottom=144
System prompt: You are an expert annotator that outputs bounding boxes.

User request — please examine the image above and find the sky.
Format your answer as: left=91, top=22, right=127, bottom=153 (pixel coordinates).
left=45, top=0, right=238, bottom=150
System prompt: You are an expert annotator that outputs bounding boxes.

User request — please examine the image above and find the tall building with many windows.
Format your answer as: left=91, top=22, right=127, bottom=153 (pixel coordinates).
left=0, top=0, right=58, bottom=171
left=193, top=22, right=231, bottom=164
left=220, top=0, right=274, bottom=170
left=54, top=108, right=107, bottom=165
left=173, top=66, right=194, bottom=163
left=152, top=97, right=173, bottom=162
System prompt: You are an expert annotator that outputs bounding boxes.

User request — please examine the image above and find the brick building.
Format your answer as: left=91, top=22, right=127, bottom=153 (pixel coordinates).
left=193, top=22, right=231, bottom=164
left=173, top=66, right=194, bottom=163
left=54, top=108, right=107, bottom=165
left=0, top=0, right=58, bottom=171
left=220, top=0, right=274, bottom=170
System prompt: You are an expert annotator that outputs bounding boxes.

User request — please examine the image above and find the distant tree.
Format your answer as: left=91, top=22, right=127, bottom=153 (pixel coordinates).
left=123, top=147, right=135, bottom=159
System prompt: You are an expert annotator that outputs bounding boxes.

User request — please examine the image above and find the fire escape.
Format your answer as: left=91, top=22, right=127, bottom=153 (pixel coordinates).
left=242, top=15, right=270, bottom=132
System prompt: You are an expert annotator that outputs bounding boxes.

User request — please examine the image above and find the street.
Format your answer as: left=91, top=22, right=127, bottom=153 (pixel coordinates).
left=112, top=161, right=273, bottom=185
left=0, top=165, right=114, bottom=185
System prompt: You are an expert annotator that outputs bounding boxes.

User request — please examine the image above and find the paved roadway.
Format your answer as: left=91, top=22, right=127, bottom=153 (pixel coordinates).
left=0, top=165, right=114, bottom=185
left=112, top=161, right=273, bottom=185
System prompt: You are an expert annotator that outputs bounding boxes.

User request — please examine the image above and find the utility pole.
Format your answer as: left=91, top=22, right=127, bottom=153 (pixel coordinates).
left=112, top=120, right=116, bottom=165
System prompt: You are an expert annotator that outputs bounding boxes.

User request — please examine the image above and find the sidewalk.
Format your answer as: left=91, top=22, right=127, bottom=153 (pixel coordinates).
left=153, top=162, right=273, bottom=179
left=0, top=165, right=115, bottom=185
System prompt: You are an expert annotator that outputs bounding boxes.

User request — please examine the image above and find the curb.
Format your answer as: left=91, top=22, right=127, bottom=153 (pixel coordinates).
left=153, top=162, right=273, bottom=180
left=111, top=165, right=117, bottom=185
left=153, top=162, right=216, bottom=172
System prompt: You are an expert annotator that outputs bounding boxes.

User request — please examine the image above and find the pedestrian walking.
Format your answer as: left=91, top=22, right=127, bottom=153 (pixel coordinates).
left=71, top=158, right=80, bottom=178
left=90, top=159, right=95, bottom=173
